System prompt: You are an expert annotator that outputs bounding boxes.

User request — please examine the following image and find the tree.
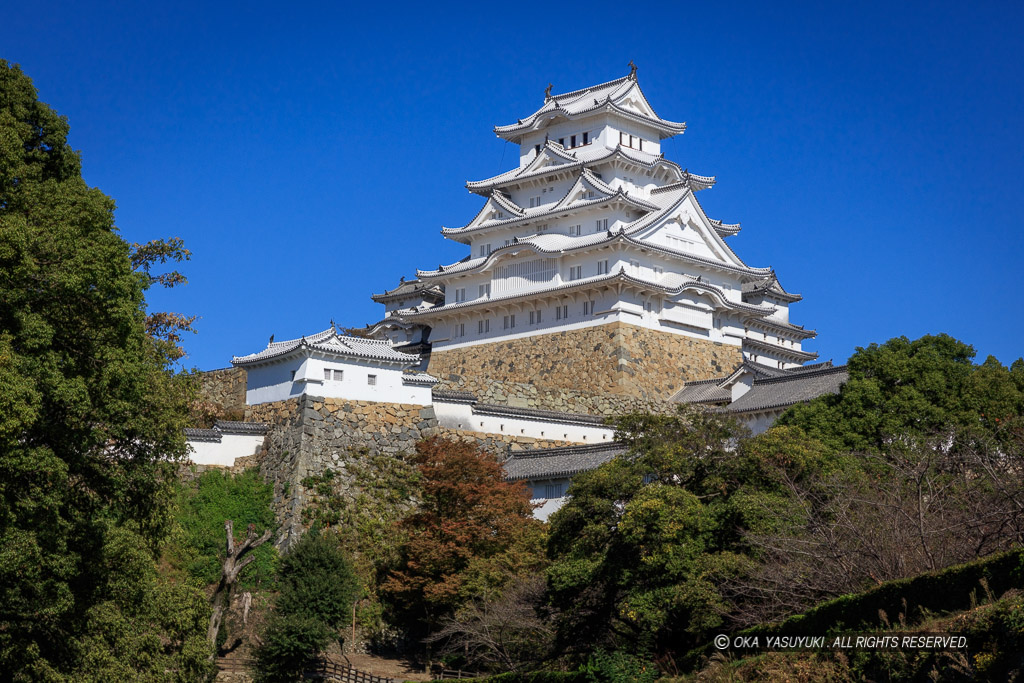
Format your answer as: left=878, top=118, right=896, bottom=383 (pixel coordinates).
left=381, top=437, right=546, bottom=647
left=206, top=521, right=273, bottom=656
left=544, top=410, right=846, bottom=659
left=777, top=334, right=1024, bottom=452
left=0, top=60, right=205, bottom=677
left=255, top=531, right=360, bottom=682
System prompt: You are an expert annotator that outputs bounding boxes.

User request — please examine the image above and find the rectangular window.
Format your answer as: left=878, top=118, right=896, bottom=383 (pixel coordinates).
left=478, top=319, right=490, bottom=334
left=455, top=288, right=466, bottom=303
left=569, top=265, right=582, bottom=281
left=324, top=368, right=331, bottom=381
left=367, top=374, right=377, bottom=386
left=478, top=243, right=491, bottom=257
left=619, top=131, right=626, bottom=146
left=638, top=138, right=643, bottom=151
left=583, top=301, right=594, bottom=315
left=558, top=137, right=564, bottom=147
left=597, top=259, right=609, bottom=275
left=502, top=314, right=516, bottom=329
left=653, top=265, right=664, bottom=276
left=569, top=224, right=581, bottom=236
left=529, top=310, right=542, bottom=325
left=529, top=197, right=535, bottom=208
left=570, top=134, right=577, bottom=147
left=478, top=283, right=490, bottom=297
left=595, top=218, right=608, bottom=232
left=334, top=369, right=344, bottom=380
left=582, top=131, right=589, bottom=144
left=544, top=483, right=564, bottom=499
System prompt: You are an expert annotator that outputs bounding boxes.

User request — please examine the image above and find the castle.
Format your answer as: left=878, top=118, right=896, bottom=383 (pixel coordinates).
left=188, top=68, right=846, bottom=530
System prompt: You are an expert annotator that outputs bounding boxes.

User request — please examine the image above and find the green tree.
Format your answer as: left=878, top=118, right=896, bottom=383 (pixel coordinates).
left=255, top=532, right=359, bottom=682
left=777, top=334, right=1024, bottom=452
left=0, top=61, right=205, bottom=678
left=546, top=410, right=840, bottom=658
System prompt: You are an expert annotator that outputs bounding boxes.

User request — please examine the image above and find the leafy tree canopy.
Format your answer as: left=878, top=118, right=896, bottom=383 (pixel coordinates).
left=0, top=60, right=203, bottom=677
left=777, top=334, right=1024, bottom=452
left=545, top=409, right=843, bottom=656
left=382, top=437, right=546, bottom=636
left=255, top=532, right=359, bottom=682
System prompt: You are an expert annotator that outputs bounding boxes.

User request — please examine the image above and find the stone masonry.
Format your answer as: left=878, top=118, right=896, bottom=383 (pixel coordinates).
left=243, top=396, right=587, bottom=548
left=195, top=366, right=247, bottom=420
left=427, top=321, right=743, bottom=415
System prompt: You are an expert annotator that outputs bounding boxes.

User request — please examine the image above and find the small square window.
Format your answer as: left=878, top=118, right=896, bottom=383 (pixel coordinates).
left=367, top=375, right=377, bottom=386
left=334, top=369, right=344, bottom=380
left=323, top=368, right=331, bottom=380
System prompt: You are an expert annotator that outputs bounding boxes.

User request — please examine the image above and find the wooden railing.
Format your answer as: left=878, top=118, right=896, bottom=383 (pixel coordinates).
left=215, top=657, right=395, bottom=682
left=432, top=668, right=478, bottom=679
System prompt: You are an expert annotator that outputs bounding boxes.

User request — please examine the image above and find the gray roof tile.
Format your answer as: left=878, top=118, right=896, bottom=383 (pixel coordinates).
left=503, top=442, right=627, bottom=481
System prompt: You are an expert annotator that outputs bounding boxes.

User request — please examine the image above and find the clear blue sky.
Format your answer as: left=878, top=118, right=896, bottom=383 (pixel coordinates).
left=4, top=1, right=1022, bottom=370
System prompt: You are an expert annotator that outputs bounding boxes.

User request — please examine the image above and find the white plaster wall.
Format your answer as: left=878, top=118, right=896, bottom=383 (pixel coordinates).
left=740, top=409, right=785, bottom=436
left=530, top=496, right=567, bottom=522
left=434, top=399, right=616, bottom=444
left=187, top=433, right=266, bottom=467
left=244, top=354, right=431, bottom=406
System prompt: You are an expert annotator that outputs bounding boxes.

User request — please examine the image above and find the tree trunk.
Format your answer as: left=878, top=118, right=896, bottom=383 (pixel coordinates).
left=206, top=520, right=273, bottom=658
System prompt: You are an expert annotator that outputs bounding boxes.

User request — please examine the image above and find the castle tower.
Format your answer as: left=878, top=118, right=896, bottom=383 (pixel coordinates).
left=380, top=68, right=816, bottom=414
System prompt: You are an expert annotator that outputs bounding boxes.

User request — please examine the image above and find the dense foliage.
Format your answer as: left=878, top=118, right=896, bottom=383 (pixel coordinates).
left=172, top=468, right=278, bottom=588
left=545, top=335, right=1024, bottom=669
left=382, top=437, right=546, bottom=638
left=255, top=531, right=359, bottom=682
left=0, top=60, right=208, bottom=678
left=777, top=334, right=1024, bottom=452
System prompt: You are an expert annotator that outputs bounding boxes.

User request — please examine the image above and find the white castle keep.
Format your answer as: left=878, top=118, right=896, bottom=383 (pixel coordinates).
left=191, top=68, right=846, bottom=521
left=372, top=66, right=816, bottom=372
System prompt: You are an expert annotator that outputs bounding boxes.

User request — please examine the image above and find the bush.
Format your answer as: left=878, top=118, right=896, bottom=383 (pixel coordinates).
left=276, top=531, right=360, bottom=629
left=255, top=531, right=359, bottom=682
left=254, top=613, right=331, bottom=683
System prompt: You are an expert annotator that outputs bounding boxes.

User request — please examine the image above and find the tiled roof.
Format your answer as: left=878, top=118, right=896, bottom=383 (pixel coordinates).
left=232, top=327, right=421, bottom=367
left=722, top=365, right=848, bottom=414
left=493, top=74, right=686, bottom=143
left=466, top=143, right=683, bottom=193
left=741, top=274, right=802, bottom=303
left=473, top=403, right=609, bottom=426
left=214, top=421, right=270, bottom=435
left=370, top=277, right=445, bottom=304
left=747, top=316, right=817, bottom=340
left=743, top=336, right=819, bottom=362
left=185, top=420, right=271, bottom=442
left=444, top=171, right=660, bottom=242
left=401, top=371, right=439, bottom=386
left=669, top=379, right=731, bottom=404
left=431, top=389, right=478, bottom=403
left=184, top=428, right=221, bottom=442
left=503, top=442, right=627, bottom=481
left=404, top=268, right=775, bottom=321
left=421, top=189, right=770, bottom=282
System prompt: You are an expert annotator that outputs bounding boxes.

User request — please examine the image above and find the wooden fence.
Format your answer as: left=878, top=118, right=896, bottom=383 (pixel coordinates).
left=215, top=657, right=395, bottom=682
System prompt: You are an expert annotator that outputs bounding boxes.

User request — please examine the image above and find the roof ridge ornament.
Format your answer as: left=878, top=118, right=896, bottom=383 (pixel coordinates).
left=544, top=83, right=553, bottom=101
left=628, top=60, right=638, bottom=80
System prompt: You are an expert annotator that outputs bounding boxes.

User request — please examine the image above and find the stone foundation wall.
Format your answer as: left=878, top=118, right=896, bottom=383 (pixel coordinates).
left=196, top=366, right=247, bottom=419
left=245, top=396, right=587, bottom=549
left=427, top=322, right=742, bottom=414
